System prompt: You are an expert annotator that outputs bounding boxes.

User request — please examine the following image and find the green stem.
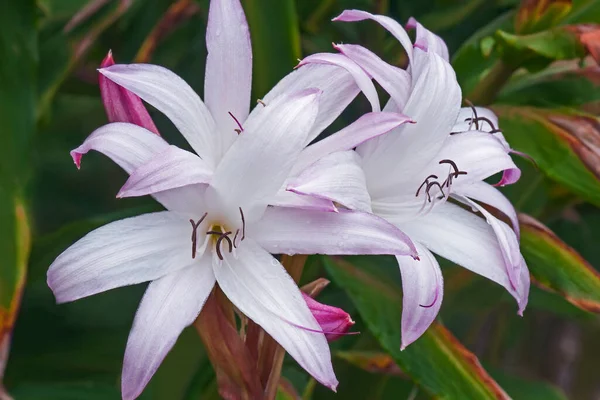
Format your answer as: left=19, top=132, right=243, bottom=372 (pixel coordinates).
left=467, top=61, right=518, bottom=105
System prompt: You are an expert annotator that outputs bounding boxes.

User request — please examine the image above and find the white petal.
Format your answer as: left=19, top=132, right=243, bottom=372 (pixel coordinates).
left=118, top=145, right=212, bottom=198
left=298, top=52, right=380, bottom=112
left=204, top=0, right=252, bottom=151
left=214, top=240, right=338, bottom=390
left=399, top=202, right=528, bottom=313
left=99, top=64, right=221, bottom=167
left=271, top=190, right=337, bottom=212
left=47, top=212, right=193, bottom=303
left=333, top=10, right=414, bottom=62
left=122, top=259, right=215, bottom=400
left=406, top=17, right=449, bottom=61
left=293, top=111, right=413, bottom=173
left=251, top=207, right=417, bottom=257
left=209, top=89, right=320, bottom=219
left=287, top=151, right=372, bottom=212
left=261, top=63, right=360, bottom=144
left=458, top=181, right=520, bottom=236
left=397, top=242, right=443, bottom=350
left=335, top=44, right=411, bottom=110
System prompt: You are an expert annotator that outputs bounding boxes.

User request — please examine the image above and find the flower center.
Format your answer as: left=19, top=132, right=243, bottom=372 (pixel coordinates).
left=189, top=208, right=246, bottom=260
left=415, top=159, right=467, bottom=205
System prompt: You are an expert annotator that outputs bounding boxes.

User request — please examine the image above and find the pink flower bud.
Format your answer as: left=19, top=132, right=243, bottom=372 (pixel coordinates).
left=99, top=50, right=160, bottom=135
left=302, top=293, right=355, bottom=342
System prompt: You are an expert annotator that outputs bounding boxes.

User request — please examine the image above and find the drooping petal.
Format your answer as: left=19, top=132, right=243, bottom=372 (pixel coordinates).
left=251, top=207, right=418, bottom=257
left=98, top=64, right=222, bottom=167
left=204, top=0, right=252, bottom=150
left=122, top=258, right=215, bottom=400
left=334, top=44, right=411, bottom=110
left=208, top=89, right=320, bottom=219
left=333, top=10, right=414, bottom=62
left=118, top=145, right=212, bottom=198
left=99, top=51, right=160, bottom=135
left=287, top=151, right=372, bottom=212
left=261, top=63, right=360, bottom=144
left=298, top=52, right=380, bottom=112
left=271, top=190, right=338, bottom=212
left=47, top=212, right=193, bottom=303
left=458, top=181, right=520, bottom=236
left=399, top=202, right=528, bottom=313
left=70, top=122, right=205, bottom=214
left=213, top=240, right=338, bottom=390
left=293, top=111, right=413, bottom=173
left=406, top=17, right=449, bottom=61
left=397, top=242, right=443, bottom=350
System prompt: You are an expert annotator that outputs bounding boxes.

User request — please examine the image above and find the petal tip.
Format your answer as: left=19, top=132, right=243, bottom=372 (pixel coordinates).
left=100, top=49, right=115, bottom=68
left=70, top=150, right=83, bottom=169
left=406, top=17, right=417, bottom=30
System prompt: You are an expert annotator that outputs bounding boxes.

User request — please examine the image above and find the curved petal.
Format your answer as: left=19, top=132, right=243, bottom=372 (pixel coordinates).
left=333, top=10, right=413, bottom=62
left=209, top=89, right=320, bottom=219
left=204, top=0, right=252, bottom=151
left=271, top=190, right=338, bottom=212
left=118, top=145, right=212, bottom=198
left=458, top=181, right=519, bottom=236
left=99, top=64, right=221, bottom=167
left=334, top=44, right=411, bottom=110
left=47, top=212, right=193, bottom=303
left=397, top=242, right=443, bottom=350
left=287, top=151, right=372, bottom=212
left=261, top=63, right=360, bottom=144
left=251, top=207, right=417, bottom=257
left=214, top=240, right=338, bottom=390
left=298, top=53, right=380, bottom=112
left=122, top=259, right=215, bottom=400
left=399, top=202, right=528, bottom=314
left=406, top=17, right=449, bottom=61
left=293, top=112, right=413, bottom=173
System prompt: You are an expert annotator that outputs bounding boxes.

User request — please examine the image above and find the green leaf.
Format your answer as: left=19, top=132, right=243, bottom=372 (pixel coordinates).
left=242, top=0, right=302, bottom=98
left=493, top=105, right=600, bottom=206
left=491, top=369, right=567, bottom=400
left=515, top=0, right=572, bottom=34
left=520, top=214, right=600, bottom=313
left=323, top=256, right=509, bottom=399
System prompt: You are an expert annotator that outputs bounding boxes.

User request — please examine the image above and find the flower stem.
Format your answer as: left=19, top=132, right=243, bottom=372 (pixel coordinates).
left=467, top=60, right=517, bottom=106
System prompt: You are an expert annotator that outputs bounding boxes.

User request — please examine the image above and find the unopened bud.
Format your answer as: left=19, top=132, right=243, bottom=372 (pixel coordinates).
left=302, top=293, right=355, bottom=342
left=99, top=50, right=160, bottom=135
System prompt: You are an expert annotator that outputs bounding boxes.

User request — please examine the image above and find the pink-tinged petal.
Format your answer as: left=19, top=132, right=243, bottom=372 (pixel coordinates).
left=287, top=151, right=372, bottom=212
left=71, top=122, right=168, bottom=173
left=122, top=258, right=215, bottom=400
left=457, top=195, right=526, bottom=301
left=47, top=212, right=192, bottom=304
left=251, top=207, right=418, bottom=257
left=294, top=111, right=413, bottom=173
left=360, top=51, right=461, bottom=197
left=209, top=89, right=321, bottom=219
left=333, top=10, right=413, bottom=62
left=458, top=181, right=520, bottom=237
left=118, top=145, right=212, bottom=198
left=334, top=44, right=411, bottom=110
left=261, top=63, right=360, bottom=144
left=400, top=202, right=528, bottom=314
left=406, top=17, right=449, bottom=61
left=271, top=190, right=338, bottom=212
left=214, top=240, right=338, bottom=391
left=99, top=51, right=160, bottom=135
left=397, top=242, right=443, bottom=350
left=70, top=122, right=205, bottom=214
left=495, top=167, right=522, bottom=187
left=298, top=52, right=380, bottom=112
left=98, top=64, right=222, bottom=167
left=204, top=0, right=252, bottom=149
left=302, top=293, right=355, bottom=342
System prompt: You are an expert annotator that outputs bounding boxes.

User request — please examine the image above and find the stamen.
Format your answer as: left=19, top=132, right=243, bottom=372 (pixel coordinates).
left=239, top=207, right=246, bottom=241
left=415, top=174, right=438, bottom=197
left=233, top=229, right=240, bottom=248
left=464, top=99, right=479, bottom=130
left=228, top=111, right=244, bottom=133
left=425, top=181, right=445, bottom=202
left=207, top=230, right=233, bottom=260
left=257, top=99, right=266, bottom=107
left=189, top=213, right=208, bottom=259
left=419, top=287, right=440, bottom=308
left=439, top=159, right=467, bottom=177
left=466, top=116, right=496, bottom=131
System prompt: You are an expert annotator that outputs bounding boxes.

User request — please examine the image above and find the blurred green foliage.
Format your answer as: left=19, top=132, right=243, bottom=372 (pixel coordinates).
left=1, top=0, right=600, bottom=399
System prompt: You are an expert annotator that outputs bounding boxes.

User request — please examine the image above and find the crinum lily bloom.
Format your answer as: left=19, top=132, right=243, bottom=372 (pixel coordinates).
left=293, top=10, right=530, bottom=349
left=47, top=1, right=419, bottom=398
